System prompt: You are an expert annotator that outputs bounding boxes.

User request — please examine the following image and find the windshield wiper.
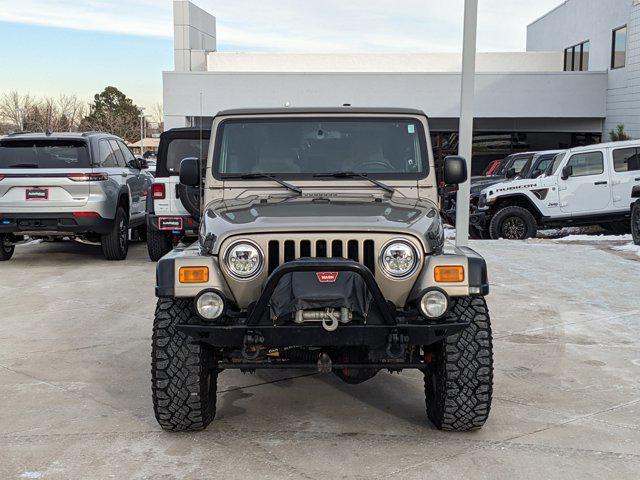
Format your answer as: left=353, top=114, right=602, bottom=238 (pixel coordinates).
left=313, top=172, right=395, bottom=194
left=221, top=173, right=302, bottom=195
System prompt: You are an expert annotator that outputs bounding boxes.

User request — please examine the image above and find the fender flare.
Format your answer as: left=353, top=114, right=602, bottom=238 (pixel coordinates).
left=491, top=193, right=544, bottom=219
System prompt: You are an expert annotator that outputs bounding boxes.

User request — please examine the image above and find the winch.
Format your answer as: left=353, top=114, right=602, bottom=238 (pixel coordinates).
left=294, top=308, right=353, bottom=332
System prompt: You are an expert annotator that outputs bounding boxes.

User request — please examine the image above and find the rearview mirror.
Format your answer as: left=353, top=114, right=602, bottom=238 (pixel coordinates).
left=561, top=165, right=573, bottom=180
left=443, top=156, right=468, bottom=185
left=505, top=168, right=517, bottom=179
left=179, top=157, right=200, bottom=187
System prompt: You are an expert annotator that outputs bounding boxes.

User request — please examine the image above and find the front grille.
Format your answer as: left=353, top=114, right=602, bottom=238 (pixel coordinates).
left=267, top=239, right=376, bottom=275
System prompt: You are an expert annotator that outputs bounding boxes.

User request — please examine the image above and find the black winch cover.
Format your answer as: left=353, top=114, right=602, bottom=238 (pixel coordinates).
left=269, top=260, right=373, bottom=319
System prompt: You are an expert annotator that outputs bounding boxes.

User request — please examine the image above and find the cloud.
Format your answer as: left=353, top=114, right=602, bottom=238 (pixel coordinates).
left=0, top=0, right=565, bottom=52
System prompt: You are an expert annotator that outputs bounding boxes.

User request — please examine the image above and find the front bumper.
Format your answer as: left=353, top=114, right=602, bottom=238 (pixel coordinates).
left=157, top=257, right=488, bottom=348
left=147, top=214, right=198, bottom=233
left=0, top=213, right=114, bottom=236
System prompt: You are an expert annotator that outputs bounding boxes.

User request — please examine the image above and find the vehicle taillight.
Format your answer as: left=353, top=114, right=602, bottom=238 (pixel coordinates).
left=68, top=173, right=108, bottom=182
left=152, top=183, right=166, bottom=199
left=72, top=212, right=100, bottom=217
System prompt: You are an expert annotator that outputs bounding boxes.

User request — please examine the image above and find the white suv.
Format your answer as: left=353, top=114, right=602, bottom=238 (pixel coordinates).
left=477, top=140, right=640, bottom=239
left=146, top=128, right=210, bottom=260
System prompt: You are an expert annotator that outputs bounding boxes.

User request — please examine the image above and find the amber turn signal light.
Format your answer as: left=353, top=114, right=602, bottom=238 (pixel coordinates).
left=179, top=267, right=209, bottom=283
left=434, top=266, right=465, bottom=283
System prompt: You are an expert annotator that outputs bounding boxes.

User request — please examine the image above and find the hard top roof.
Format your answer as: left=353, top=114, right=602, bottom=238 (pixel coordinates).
left=216, top=107, right=427, bottom=117
left=2, top=131, right=120, bottom=141
left=568, top=139, right=640, bottom=153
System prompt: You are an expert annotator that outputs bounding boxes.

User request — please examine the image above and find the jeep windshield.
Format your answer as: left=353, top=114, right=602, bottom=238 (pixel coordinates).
left=213, top=118, right=427, bottom=179
left=0, top=139, right=90, bottom=169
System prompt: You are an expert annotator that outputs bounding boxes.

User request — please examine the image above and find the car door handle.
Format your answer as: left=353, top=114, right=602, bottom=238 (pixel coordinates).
left=594, top=181, right=608, bottom=185
left=635, top=177, right=640, bottom=182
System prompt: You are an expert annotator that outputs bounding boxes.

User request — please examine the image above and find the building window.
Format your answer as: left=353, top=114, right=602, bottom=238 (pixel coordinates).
left=564, top=40, right=590, bottom=71
left=612, top=26, right=627, bottom=69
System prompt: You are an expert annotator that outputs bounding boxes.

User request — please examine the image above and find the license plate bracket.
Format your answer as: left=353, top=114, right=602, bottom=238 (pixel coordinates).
left=26, top=188, right=49, bottom=201
left=158, top=217, right=183, bottom=231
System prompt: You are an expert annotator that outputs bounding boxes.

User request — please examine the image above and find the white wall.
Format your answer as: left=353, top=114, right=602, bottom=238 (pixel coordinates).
left=205, top=52, right=563, bottom=73
left=173, top=0, right=216, bottom=72
left=163, top=71, right=607, bottom=130
left=528, top=0, right=640, bottom=138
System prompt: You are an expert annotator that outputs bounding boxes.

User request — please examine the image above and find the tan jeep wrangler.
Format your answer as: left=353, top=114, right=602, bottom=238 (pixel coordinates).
left=151, top=108, right=493, bottom=432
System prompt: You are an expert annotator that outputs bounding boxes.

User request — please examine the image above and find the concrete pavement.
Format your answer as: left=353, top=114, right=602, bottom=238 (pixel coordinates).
left=1, top=239, right=639, bottom=479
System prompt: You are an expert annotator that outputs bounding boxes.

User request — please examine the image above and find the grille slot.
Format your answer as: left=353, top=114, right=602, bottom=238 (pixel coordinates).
left=266, top=238, right=377, bottom=274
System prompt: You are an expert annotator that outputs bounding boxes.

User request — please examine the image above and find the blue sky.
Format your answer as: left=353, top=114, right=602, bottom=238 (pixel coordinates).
left=0, top=0, right=564, bottom=110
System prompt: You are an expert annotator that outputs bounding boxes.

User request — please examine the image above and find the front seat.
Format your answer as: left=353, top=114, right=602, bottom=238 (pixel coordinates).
left=252, top=144, right=300, bottom=174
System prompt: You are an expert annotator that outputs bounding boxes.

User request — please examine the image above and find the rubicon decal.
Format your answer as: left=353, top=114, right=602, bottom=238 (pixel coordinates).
left=316, top=272, right=339, bottom=283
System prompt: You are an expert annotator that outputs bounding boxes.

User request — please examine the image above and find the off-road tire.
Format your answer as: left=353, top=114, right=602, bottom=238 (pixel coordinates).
left=151, top=298, right=217, bottom=432
left=0, top=235, right=14, bottom=261
left=425, top=296, right=493, bottom=431
left=489, top=206, right=537, bottom=240
left=101, top=207, right=129, bottom=260
left=632, top=202, right=640, bottom=246
left=147, top=227, right=173, bottom=262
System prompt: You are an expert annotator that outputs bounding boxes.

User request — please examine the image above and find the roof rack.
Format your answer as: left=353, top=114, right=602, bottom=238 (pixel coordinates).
left=7, top=131, right=35, bottom=137
left=81, top=131, right=105, bottom=137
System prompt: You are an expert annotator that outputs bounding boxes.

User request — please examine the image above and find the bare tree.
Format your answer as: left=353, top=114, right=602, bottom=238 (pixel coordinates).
left=0, top=91, right=35, bottom=130
left=151, top=103, right=164, bottom=132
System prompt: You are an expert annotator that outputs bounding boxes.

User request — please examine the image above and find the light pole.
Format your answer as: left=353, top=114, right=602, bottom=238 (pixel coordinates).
left=139, top=108, right=148, bottom=156
left=454, top=0, right=478, bottom=247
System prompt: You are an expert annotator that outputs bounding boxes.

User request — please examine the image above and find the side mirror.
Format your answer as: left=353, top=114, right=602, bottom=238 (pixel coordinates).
left=561, top=165, right=573, bottom=180
left=138, top=158, right=149, bottom=170
left=505, top=168, right=517, bottom=179
left=179, top=157, right=200, bottom=187
left=443, top=156, right=468, bottom=185
left=128, top=159, right=141, bottom=170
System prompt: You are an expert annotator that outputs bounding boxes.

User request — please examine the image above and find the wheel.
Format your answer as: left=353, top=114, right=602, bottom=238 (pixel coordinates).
left=425, top=296, right=493, bottom=431
left=632, top=202, right=640, bottom=246
left=489, top=206, right=537, bottom=240
left=101, top=207, right=129, bottom=260
left=0, top=235, right=14, bottom=261
left=147, top=226, right=174, bottom=261
left=151, top=298, right=217, bottom=432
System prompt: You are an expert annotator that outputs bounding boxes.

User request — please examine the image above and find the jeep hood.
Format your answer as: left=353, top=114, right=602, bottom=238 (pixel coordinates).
left=200, top=195, right=443, bottom=254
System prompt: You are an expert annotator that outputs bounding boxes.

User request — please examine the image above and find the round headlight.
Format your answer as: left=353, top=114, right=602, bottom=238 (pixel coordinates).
left=380, top=241, right=417, bottom=278
left=196, top=291, right=225, bottom=320
left=225, top=242, right=263, bottom=279
left=420, top=290, right=449, bottom=319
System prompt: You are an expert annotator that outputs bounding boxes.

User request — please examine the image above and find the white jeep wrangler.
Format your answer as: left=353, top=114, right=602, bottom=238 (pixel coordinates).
left=477, top=140, right=640, bottom=239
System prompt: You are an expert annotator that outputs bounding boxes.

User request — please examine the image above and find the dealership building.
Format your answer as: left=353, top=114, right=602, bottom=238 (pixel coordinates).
left=164, top=0, right=640, bottom=173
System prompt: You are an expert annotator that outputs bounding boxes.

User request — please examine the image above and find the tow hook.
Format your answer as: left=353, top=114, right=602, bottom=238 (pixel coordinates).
left=386, top=331, right=410, bottom=359
left=317, top=353, right=332, bottom=373
left=241, top=332, right=264, bottom=360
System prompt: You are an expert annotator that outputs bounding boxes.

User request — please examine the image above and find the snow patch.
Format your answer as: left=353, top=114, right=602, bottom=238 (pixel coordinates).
left=555, top=234, right=632, bottom=243
left=20, top=473, right=43, bottom=479
left=444, top=227, right=457, bottom=240
left=613, top=243, right=640, bottom=257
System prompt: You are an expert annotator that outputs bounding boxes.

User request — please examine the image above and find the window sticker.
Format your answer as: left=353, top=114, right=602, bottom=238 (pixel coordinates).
left=407, top=124, right=415, bottom=134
